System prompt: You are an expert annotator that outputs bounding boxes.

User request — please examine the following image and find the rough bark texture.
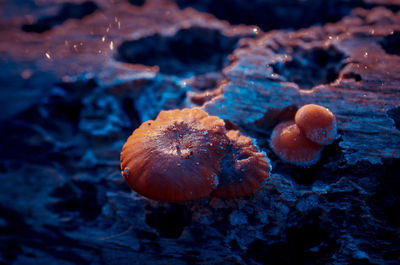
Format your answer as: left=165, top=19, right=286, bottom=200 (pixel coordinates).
left=200, top=7, right=400, bottom=165
left=1, top=1, right=400, bottom=265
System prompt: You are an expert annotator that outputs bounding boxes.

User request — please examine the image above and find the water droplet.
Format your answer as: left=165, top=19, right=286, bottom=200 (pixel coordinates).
left=21, top=69, right=33, bottom=79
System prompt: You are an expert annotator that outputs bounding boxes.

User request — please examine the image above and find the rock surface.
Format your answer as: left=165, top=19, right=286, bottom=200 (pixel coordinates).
left=200, top=7, right=400, bottom=165
left=0, top=1, right=400, bottom=265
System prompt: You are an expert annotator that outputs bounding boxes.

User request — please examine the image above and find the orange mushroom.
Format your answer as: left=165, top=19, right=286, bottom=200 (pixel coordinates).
left=211, top=130, right=271, bottom=198
left=120, top=108, right=228, bottom=202
left=270, top=121, right=323, bottom=166
left=295, top=104, right=337, bottom=145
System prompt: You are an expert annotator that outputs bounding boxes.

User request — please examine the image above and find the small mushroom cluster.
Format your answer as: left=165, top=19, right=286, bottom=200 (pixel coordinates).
left=270, top=104, right=337, bottom=167
left=120, top=108, right=271, bottom=202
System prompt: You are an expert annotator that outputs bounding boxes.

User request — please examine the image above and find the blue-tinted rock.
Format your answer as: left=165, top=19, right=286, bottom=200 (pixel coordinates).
left=0, top=1, right=400, bottom=265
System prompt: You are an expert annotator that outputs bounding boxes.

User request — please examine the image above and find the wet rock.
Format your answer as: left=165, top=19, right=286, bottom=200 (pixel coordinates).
left=177, top=0, right=400, bottom=31
left=21, top=1, right=99, bottom=33
left=0, top=1, right=400, bottom=265
left=117, top=27, right=239, bottom=76
left=79, top=94, right=131, bottom=137
left=201, top=7, right=400, bottom=165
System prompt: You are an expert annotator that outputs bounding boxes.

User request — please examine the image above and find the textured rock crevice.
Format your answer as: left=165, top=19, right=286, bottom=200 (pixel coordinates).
left=117, top=27, right=240, bottom=76
left=21, top=1, right=99, bottom=33
left=270, top=46, right=346, bottom=90
left=176, top=0, right=400, bottom=31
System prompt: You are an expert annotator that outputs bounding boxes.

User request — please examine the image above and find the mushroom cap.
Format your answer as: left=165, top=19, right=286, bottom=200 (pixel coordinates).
left=295, top=104, right=337, bottom=145
left=120, top=108, right=228, bottom=202
left=270, top=121, right=323, bottom=166
left=211, top=130, right=271, bottom=198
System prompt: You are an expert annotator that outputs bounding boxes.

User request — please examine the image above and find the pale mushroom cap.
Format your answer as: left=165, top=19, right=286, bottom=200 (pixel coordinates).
left=211, top=130, right=271, bottom=198
left=295, top=104, right=337, bottom=145
left=270, top=121, right=323, bottom=166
